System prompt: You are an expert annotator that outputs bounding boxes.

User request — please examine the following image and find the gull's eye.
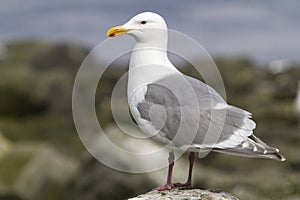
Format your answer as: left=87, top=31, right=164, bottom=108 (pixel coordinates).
left=140, top=20, right=147, bottom=25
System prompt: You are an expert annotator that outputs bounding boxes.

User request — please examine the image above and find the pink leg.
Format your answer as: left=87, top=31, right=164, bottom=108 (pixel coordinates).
left=153, top=151, right=175, bottom=191
left=173, top=152, right=195, bottom=188
left=186, top=152, right=195, bottom=185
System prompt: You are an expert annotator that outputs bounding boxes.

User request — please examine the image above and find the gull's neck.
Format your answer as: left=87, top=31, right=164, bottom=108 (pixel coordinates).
left=130, top=43, right=170, bottom=67
left=129, top=28, right=176, bottom=71
left=127, top=41, right=180, bottom=98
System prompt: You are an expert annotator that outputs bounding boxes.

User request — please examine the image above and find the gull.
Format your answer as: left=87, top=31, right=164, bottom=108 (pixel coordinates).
left=106, top=12, right=285, bottom=190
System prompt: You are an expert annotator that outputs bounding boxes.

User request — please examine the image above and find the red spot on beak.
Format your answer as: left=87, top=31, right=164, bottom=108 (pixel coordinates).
left=109, top=33, right=115, bottom=37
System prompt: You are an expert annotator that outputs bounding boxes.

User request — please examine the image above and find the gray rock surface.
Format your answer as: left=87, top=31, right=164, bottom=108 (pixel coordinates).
left=129, top=189, right=239, bottom=200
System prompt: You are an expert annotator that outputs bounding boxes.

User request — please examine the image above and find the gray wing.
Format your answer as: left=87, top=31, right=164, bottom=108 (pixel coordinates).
left=135, top=74, right=285, bottom=161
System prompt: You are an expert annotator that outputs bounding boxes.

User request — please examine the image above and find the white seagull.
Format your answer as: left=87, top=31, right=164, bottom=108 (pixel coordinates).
left=106, top=12, right=285, bottom=190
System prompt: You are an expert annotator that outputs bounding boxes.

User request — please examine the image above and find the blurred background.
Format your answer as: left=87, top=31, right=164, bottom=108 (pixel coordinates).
left=0, top=0, right=300, bottom=200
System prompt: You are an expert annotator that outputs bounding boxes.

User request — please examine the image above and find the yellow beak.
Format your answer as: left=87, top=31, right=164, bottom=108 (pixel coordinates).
left=106, top=26, right=130, bottom=37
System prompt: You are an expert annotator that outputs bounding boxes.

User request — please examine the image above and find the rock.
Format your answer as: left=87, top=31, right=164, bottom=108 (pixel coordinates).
left=128, top=189, right=239, bottom=200
left=0, top=142, right=78, bottom=200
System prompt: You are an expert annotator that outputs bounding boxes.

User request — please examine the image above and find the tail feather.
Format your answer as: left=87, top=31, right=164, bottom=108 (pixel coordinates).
left=213, top=134, right=286, bottom=161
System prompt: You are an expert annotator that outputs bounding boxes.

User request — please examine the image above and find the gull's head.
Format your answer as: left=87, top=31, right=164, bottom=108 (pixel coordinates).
left=107, top=12, right=168, bottom=44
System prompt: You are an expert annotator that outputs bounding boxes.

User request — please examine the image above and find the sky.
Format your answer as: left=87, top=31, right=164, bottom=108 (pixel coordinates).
left=1, top=0, right=299, bottom=64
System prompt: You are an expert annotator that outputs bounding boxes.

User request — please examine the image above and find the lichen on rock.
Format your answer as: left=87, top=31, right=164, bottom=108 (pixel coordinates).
left=129, top=188, right=239, bottom=200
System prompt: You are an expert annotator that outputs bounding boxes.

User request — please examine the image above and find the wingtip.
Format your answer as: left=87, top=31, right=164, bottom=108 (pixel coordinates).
left=280, top=156, right=286, bottom=162
left=275, top=151, right=286, bottom=162
left=274, top=148, right=285, bottom=161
